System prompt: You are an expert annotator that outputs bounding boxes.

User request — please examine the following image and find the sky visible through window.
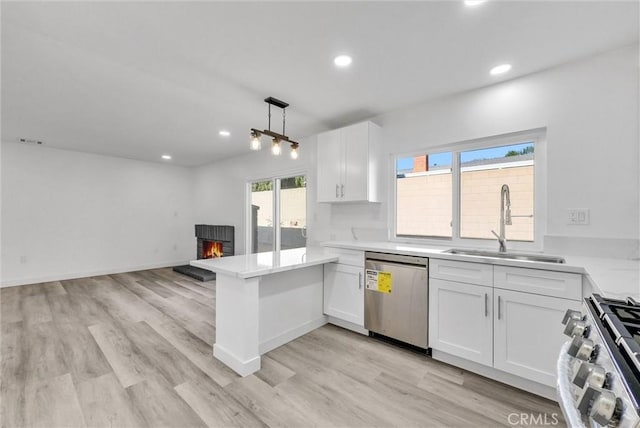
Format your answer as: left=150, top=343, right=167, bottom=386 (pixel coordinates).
left=396, top=142, right=534, bottom=173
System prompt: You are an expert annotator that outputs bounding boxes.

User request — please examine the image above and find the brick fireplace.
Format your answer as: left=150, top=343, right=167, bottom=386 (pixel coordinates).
left=195, top=224, right=234, bottom=260
left=174, top=224, right=235, bottom=281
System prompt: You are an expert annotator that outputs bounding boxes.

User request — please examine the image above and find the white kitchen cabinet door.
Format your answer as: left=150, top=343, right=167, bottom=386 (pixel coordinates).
left=316, top=128, right=343, bottom=202
left=429, top=278, right=493, bottom=366
left=323, top=263, right=364, bottom=326
left=316, top=121, right=380, bottom=203
left=493, top=289, right=581, bottom=387
left=342, top=122, right=369, bottom=202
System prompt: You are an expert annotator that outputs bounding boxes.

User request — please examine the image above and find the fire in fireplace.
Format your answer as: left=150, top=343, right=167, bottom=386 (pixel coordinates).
left=202, top=240, right=223, bottom=259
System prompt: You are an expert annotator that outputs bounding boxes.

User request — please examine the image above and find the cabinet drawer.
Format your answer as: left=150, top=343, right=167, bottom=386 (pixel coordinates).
left=494, top=266, right=581, bottom=301
left=323, top=247, right=364, bottom=267
left=429, top=259, right=493, bottom=286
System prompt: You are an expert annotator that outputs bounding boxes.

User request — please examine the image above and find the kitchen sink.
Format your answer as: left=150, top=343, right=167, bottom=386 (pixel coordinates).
left=445, top=249, right=566, bottom=264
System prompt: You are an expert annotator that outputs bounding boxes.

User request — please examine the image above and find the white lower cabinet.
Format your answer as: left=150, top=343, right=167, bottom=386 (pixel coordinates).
left=429, top=278, right=493, bottom=366
left=429, top=258, right=583, bottom=389
left=493, top=288, right=581, bottom=387
left=323, top=263, right=364, bottom=326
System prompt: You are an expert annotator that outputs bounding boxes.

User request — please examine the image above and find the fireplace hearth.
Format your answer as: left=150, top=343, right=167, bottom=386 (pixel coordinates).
left=173, top=225, right=234, bottom=281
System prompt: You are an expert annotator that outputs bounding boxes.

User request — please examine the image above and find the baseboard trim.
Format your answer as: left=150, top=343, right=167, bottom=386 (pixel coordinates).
left=0, top=260, right=192, bottom=288
left=431, top=349, right=557, bottom=401
left=213, top=343, right=260, bottom=377
left=259, top=316, right=328, bottom=354
left=327, top=316, right=369, bottom=336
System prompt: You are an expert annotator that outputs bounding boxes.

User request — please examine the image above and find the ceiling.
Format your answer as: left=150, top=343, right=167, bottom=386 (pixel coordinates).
left=2, top=1, right=638, bottom=166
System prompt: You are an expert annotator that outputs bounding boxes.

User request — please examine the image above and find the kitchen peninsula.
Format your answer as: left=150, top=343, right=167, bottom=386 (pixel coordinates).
left=191, top=247, right=337, bottom=376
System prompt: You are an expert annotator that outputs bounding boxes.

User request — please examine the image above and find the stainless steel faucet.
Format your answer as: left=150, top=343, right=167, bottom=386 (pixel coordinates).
left=491, top=184, right=512, bottom=252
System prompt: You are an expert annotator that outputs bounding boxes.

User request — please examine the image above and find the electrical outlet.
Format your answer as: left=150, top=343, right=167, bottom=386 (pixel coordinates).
left=567, top=209, right=590, bottom=225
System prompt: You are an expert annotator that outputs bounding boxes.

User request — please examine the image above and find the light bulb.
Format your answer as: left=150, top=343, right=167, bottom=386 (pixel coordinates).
left=334, top=55, right=352, bottom=67
left=250, top=132, right=261, bottom=150
left=271, top=138, right=281, bottom=156
left=290, top=144, right=299, bottom=159
left=490, top=64, right=512, bottom=75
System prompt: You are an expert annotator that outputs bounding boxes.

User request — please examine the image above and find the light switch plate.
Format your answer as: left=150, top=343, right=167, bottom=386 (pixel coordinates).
left=567, top=209, right=590, bottom=225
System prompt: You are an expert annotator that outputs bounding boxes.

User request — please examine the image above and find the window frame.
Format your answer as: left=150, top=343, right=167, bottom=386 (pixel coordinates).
left=245, top=168, right=308, bottom=254
left=390, top=129, right=547, bottom=252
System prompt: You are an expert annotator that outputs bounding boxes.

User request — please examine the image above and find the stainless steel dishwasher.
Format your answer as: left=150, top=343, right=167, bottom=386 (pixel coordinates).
left=364, top=252, right=429, bottom=349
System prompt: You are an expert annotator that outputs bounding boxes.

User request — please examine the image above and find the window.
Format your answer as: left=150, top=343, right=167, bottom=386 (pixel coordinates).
left=248, top=174, right=307, bottom=253
left=394, top=131, right=544, bottom=248
left=396, top=152, right=453, bottom=238
left=460, top=143, right=534, bottom=241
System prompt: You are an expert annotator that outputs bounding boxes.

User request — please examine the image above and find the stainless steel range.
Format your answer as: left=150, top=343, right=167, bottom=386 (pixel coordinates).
left=558, top=294, right=640, bottom=427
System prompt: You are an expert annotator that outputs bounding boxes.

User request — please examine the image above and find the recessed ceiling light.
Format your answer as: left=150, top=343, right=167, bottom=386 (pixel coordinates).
left=219, top=130, right=231, bottom=137
left=490, top=64, right=512, bottom=75
left=161, top=154, right=172, bottom=160
left=464, top=0, right=486, bottom=6
left=334, top=55, right=352, bottom=67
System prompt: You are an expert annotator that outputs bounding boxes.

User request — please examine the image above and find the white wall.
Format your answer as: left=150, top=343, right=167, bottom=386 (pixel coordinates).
left=194, top=45, right=639, bottom=256
left=1, top=142, right=195, bottom=286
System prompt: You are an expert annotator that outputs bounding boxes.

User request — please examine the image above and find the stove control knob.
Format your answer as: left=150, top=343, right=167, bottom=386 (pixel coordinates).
left=590, top=390, right=621, bottom=427
left=577, top=386, right=598, bottom=416
left=562, top=309, right=583, bottom=325
left=564, top=318, right=588, bottom=337
left=567, top=336, right=597, bottom=361
left=572, top=362, right=607, bottom=388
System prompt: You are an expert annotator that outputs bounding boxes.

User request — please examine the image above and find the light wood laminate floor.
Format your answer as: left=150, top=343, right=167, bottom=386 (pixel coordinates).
left=1, top=268, right=565, bottom=427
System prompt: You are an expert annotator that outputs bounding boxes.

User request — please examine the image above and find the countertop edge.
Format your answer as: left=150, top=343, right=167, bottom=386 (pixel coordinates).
left=190, top=248, right=338, bottom=279
left=320, top=241, right=586, bottom=273
left=321, top=240, right=640, bottom=299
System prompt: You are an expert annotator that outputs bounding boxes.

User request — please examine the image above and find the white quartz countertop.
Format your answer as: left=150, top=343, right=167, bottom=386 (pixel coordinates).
left=190, top=247, right=338, bottom=279
left=321, top=240, right=640, bottom=300
left=569, top=255, right=640, bottom=300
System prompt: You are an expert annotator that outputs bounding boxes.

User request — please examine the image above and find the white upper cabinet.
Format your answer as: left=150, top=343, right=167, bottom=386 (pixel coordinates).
left=316, top=121, right=381, bottom=203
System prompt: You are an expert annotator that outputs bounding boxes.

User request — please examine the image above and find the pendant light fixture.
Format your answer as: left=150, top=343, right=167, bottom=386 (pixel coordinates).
left=271, top=138, right=282, bottom=156
left=250, top=97, right=300, bottom=159
left=250, top=130, right=261, bottom=150
left=289, top=142, right=299, bottom=159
